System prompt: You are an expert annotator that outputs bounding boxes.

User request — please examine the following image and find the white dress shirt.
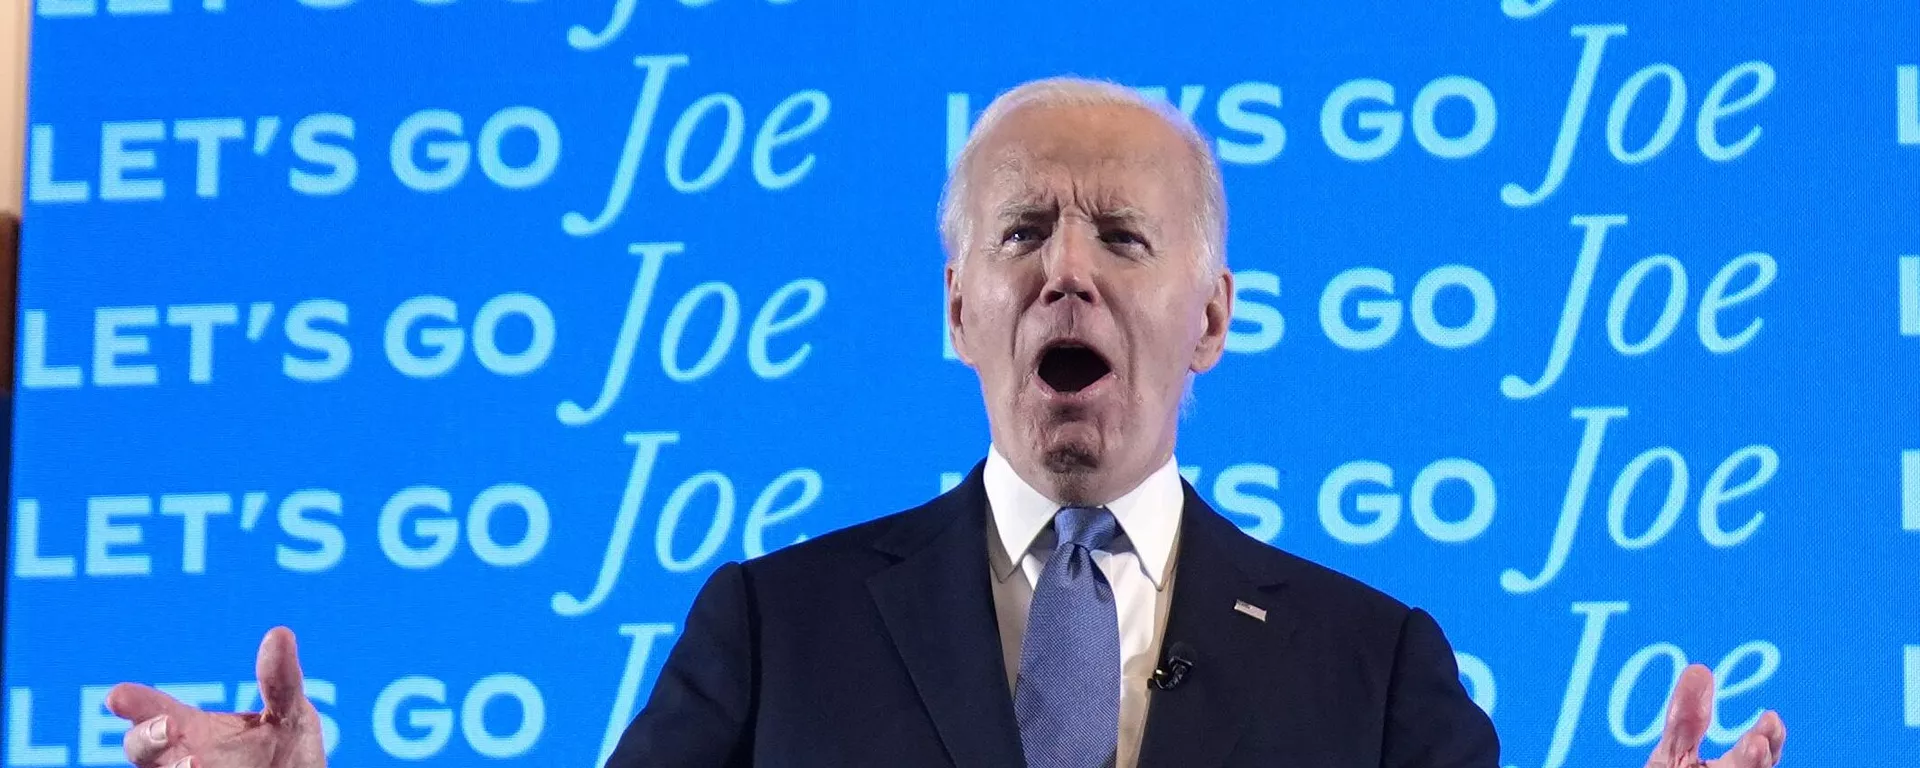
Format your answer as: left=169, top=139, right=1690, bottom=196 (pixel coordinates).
left=983, top=445, right=1183, bottom=768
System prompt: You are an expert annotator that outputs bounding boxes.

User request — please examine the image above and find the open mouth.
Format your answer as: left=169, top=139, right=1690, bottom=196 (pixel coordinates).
left=1036, top=341, right=1114, bottom=394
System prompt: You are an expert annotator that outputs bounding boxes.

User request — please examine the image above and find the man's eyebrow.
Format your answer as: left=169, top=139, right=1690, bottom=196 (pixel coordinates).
left=993, top=200, right=1056, bottom=221
left=1093, top=206, right=1161, bottom=235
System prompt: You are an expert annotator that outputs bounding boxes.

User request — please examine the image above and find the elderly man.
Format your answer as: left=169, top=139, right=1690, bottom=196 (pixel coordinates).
left=106, top=78, right=1787, bottom=768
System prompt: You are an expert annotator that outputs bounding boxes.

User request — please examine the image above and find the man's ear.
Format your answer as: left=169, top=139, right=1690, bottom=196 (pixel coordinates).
left=1191, top=269, right=1233, bottom=373
left=945, top=264, right=973, bottom=365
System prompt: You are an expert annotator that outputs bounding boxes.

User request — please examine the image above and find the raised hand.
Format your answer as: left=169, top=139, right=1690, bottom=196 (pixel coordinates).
left=1644, top=664, right=1786, bottom=768
left=106, top=627, right=327, bottom=768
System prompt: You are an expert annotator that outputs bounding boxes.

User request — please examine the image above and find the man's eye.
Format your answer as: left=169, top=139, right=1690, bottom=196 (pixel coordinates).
left=1101, top=229, right=1144, bottom=246
left=1005, top=226, right=1045, bottom=244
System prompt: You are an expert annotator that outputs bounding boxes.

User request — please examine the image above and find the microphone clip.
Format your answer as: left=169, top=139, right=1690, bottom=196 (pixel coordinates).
left=1149, top=642, right=1196, bottom=691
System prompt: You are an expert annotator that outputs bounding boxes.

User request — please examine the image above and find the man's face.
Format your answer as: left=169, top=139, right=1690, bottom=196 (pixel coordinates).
left=947, top=101, right=1233, bottom=506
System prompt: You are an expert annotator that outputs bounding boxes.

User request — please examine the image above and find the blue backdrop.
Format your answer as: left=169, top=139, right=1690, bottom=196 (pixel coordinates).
left=7, top=1, right=1920, bottom=765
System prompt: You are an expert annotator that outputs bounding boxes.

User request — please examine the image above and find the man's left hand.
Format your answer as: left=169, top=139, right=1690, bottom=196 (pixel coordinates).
left=1644, top=664, right=1786, bottom=767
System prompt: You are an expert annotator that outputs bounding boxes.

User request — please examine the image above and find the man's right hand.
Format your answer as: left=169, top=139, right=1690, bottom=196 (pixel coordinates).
left=105, top=627, right=327, bottom=768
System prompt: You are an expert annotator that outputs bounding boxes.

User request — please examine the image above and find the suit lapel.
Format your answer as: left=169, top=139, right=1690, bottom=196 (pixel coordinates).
left=1137, top=481, right=1299, bottom=768
left=867, top=464, right=1026, bottom=768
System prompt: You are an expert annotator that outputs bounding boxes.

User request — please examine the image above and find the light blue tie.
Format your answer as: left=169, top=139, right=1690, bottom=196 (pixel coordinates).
left=1014, top=506, right=1122, bottom=768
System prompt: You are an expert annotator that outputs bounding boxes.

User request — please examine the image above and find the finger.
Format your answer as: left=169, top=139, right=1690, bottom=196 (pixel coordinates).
left=256, top=626, right=309, bottom=721
left=106, top=683, right=193, bottom=725
left=121, top=714, right=175, bottom=767
left=1648, top=664, right=1714, bottom=763
left=1746, top=710, right=1785, bottom=765
left=1708, top=729, right=1775, bottom=768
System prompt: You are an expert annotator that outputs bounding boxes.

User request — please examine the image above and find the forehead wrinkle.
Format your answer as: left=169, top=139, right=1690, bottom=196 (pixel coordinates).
left=981, top=157, right=1166, bottom=213
left=975, top=153, right=1047, bottom=213
left=1067, top=170, right=1175, bottom=243
left=991, top=188, right=1161, bottom=230
left=968, top=129, right=1191, bottom=251
left=944, top=93, right=1224, bottom=274
left=978, top=128, right=1174, bottom=181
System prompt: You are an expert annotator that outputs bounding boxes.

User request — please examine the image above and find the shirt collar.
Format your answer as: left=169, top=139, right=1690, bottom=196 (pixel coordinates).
left=983, top=444, right=1182, bottom=591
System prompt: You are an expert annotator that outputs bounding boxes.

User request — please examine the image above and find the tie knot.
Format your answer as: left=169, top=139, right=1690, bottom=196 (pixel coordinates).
left=1053, top=506, right=1119, bottom=552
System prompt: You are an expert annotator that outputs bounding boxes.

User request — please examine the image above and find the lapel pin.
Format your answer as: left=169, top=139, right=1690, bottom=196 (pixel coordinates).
left=1233, top=600, right=1267, bottom=622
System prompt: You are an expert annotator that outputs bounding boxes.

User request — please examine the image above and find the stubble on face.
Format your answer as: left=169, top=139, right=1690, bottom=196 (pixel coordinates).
left=1040, top=402, right=1100, bottom=471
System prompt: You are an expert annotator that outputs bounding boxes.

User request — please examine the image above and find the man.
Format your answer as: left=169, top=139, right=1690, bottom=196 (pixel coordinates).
left=105, top=78, right=1788, bottom=767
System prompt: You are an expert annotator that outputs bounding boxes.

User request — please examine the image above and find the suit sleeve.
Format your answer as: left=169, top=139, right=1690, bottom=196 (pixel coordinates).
left=1381, top=608, right=1501, bottom=768
left=604, top=562, right=757, bottom=768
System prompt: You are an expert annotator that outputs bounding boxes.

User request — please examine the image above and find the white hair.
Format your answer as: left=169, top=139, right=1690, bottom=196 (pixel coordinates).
left=937, top=77, right=1228, bottom=278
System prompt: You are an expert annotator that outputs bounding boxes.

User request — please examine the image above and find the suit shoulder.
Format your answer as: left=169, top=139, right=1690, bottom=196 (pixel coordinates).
left=1230, top=527, right=1416, bottom=630
left=1283, top=547, right=1407, bottom=608
left=738, top=492, right=949, bottom=577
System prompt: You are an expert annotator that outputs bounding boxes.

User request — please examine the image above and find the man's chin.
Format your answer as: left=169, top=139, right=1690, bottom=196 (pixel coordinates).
left=1042, top=443, right=1101, bottom=475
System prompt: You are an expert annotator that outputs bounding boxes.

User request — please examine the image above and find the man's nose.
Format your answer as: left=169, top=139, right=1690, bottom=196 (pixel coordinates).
left=1041, top=226, right=1101, bottom=306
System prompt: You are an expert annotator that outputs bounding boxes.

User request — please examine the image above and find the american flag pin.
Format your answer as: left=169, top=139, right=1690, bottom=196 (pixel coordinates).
left=1233, top=600, right=1267, bottom=622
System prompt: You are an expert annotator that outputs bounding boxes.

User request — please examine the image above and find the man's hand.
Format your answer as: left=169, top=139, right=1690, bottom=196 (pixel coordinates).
left=106, top=627, right=326, bottom=768
left=1644, top=664, right=1786, bottom=767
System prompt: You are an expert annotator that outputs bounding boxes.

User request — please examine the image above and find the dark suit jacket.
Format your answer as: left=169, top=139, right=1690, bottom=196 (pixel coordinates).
left=607, top=462, right=1500, bottom=767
